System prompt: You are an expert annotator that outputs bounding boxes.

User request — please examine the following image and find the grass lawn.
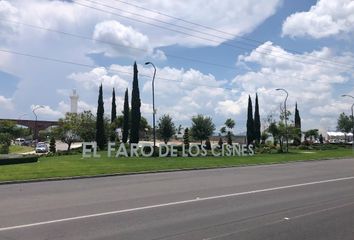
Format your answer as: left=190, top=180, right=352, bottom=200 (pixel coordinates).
left=0, top=148, right=353, bottom=183
left=9, top=145, right=34, bottom=154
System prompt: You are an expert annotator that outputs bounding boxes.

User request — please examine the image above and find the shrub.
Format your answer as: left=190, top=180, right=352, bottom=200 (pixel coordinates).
left=205, top=138, right=211, bottom=150
left=0, top=133, right=11, bottom=154
left=49, top=137, right=56, bottom=153
left=0, top=144, right=9, bottom=154
left=0, top=155, right=38, bottom=165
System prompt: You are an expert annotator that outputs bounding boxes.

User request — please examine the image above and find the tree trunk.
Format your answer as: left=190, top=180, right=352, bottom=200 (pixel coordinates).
left=67, top=142, right=72, bottom=152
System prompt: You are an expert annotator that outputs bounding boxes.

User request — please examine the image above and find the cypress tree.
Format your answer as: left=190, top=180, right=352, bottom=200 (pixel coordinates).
left=122, top=88, right=130, bottom=143
left=111, top=88, right=117, bottom=123
left=227, top=131, right=232, bottom=145
left=183, top=128, right=190, bottom=148
left=205, top=138, right=211, bottom=150
left=96, top=84, right=106, bottom=150
left=295, top=102, right=301, bottom=129
left=246, top=95, right=255, bottom=145
left=254, top=93, right=261, bottom=144
left=49, top=136, right=56, bottom=153
left=294, top=102, right=302, bottom=145
left=218, top=137, right=223, bottom=149
left=130, top=62, right=141, bottom=143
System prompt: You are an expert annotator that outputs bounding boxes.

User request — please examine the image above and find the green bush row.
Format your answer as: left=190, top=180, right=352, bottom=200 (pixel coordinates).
left=0, top=155, right=38, bottom=165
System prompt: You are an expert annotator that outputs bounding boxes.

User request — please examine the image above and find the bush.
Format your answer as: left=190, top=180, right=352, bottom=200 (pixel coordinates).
left=0, top=154, right=38, bottom=165
left=0, top=133, right=11, bottom=154
left=49, top=137, right=56, bottom=153
left=205, top=138, right=211, bottom=150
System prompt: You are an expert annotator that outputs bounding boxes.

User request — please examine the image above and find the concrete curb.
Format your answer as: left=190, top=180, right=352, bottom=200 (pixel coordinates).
left=0, top=157, right=351, bottom=185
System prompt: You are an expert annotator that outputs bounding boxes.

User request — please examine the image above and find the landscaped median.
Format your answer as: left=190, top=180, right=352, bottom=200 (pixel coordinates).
left=0, top=148, right=353, bottom=183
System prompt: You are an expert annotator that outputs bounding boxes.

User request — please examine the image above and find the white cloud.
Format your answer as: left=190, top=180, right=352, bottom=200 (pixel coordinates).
left=68, top=67, right=129, bottom=91
left=282, top=0, right=354, bottom=38
left=31, top=105, right=63, bottom=118
left=0, top=1, right=19, bottom=43
left=0, top=95, right=14, bottom=110
left=236, top=41, right=354, bottom=132
left=151, top=49, right=167, bottom=61
left=93, top=20, right=153, bottom=58
left=129, top=0, right=282, bottom=47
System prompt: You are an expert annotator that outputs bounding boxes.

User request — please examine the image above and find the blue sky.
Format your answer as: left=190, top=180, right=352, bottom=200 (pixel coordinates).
left=0, top=0, right=353, bottom=134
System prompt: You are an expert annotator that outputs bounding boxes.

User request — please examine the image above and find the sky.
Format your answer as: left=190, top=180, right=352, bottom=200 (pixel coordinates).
left=0, top=0, right=354, bottom=134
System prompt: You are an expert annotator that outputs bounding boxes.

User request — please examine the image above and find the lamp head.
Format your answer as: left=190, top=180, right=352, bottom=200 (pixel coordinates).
left=145, top=62, right=151, bottom=65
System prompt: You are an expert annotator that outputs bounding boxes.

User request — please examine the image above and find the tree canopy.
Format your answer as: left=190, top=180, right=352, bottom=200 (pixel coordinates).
left=130, top=62, right=141, bottom=143
left=337, top=112, right=352, bottom=133
left=157, top=114, right=176, bottom=144
left=190, top=114, right=215, bottom=144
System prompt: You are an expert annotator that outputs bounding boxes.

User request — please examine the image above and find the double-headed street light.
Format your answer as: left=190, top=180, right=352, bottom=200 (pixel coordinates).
left=341, top=94, right=354, bottom=152
left=145, top=62, right=157, bottom=152
left=32, top=105, right=44, bottom=142
left=276, top=88, right=289, bottom=153
left=18, top=113, right=28, bottom=120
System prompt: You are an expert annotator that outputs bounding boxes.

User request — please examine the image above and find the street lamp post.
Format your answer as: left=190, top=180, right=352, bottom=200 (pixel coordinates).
left=18, top=113, right=28, bottom=120
left=32, top=106, right=44, bottom=142
left=145, top=62, right=157, bottom=152
left=341, top=94, right=354, bottom=153
left=276, top=88, right=289, bottom=153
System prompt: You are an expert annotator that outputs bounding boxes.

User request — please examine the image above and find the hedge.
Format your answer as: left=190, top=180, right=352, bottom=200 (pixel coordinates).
left=0, top=154, right=38, bottom=165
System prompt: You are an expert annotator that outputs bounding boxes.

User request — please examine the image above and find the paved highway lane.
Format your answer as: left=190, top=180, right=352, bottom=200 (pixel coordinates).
left=1, top=158, right=354, bottom=239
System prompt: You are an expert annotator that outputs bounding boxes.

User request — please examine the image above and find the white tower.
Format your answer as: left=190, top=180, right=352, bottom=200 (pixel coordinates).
left=70, top=89, right=79, bottom=114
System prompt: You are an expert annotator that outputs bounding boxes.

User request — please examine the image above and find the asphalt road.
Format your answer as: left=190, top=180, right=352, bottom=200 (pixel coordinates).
left=1, top=158, right=354, bottom=240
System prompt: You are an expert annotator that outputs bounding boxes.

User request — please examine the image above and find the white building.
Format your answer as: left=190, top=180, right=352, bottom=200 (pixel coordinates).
left=326, top=131, right=353, bottom=143
left=70, top=89, right=79, bottom=114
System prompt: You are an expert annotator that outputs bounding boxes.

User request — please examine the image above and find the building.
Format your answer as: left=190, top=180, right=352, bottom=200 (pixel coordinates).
left=70, top=89, right=79, bottom=114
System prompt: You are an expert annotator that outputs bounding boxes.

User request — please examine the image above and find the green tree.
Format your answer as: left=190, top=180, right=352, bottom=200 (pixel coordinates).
left=122, top=88, right=130, bottom=143
left=183, top=128, right=190, bottom=148
left=49, top=136, right=56, bottom=153
left=96, top=84, right=106, bottom=150
left=246, top=95, right=255, bottom=145
left=78, top=111, right=96, bottom=142
left=220, top=126, right=226, bottom=136
left=54, top=111, right=96, bottom=151
left=254, top=93, right=261, bottom=144
left=55, top=113, right=80, bottom=151
left=0, top=133, right=11, bottom=154
left=130, top=62, right=141, bottom=143
left=268, top=121, right=299, bottom=152
left=157, top=114, right=176, bottom=144
left=294, top=103, right=301, bottom=145
left=218, top=137, right=223, bottom=148
left=177, top=125, right=182, bottom=134
left=110, top=88, right=117, bottom=142
left=205, top=138, right=211, bottom=150
left=337, top=112, right=352, bottom=133
left=111, top=88, right=117, bottom=123
left=227, top=131, right=232, bottom=145
left=225, top=118, right=235, bottom=129
left=224, top=118, right=235, bottom=145
left=304, top=129, right=319, bottom=141
left=261, top=131, right=269, bottom=144
left=190, top=114, right=215, bottom=144
left=0, top=120, right=23, bottom=138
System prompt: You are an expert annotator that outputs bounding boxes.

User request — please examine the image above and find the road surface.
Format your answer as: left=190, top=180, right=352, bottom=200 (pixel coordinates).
left=1, top=158, right=354, bottom=239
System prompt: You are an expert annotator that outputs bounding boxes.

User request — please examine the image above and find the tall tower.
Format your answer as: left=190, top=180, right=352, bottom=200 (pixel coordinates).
left=70, top=89, right=79, bottom=114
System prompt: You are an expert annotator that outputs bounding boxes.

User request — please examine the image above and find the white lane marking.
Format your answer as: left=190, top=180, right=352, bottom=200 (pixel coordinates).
left=1, top=176, right=354, bottom=232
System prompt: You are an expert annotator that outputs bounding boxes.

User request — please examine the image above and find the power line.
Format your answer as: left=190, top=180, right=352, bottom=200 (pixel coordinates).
left=0, top=49, right=231, bottom=91
left=0, top=48, right=349, bottom=93
left=111, top=0, right=354, bottom=69
left=2, top=18, right=350, bottom=84
left=75, top=0, right=354, bottom=72
left=0, top=18, right=236, bottom=70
